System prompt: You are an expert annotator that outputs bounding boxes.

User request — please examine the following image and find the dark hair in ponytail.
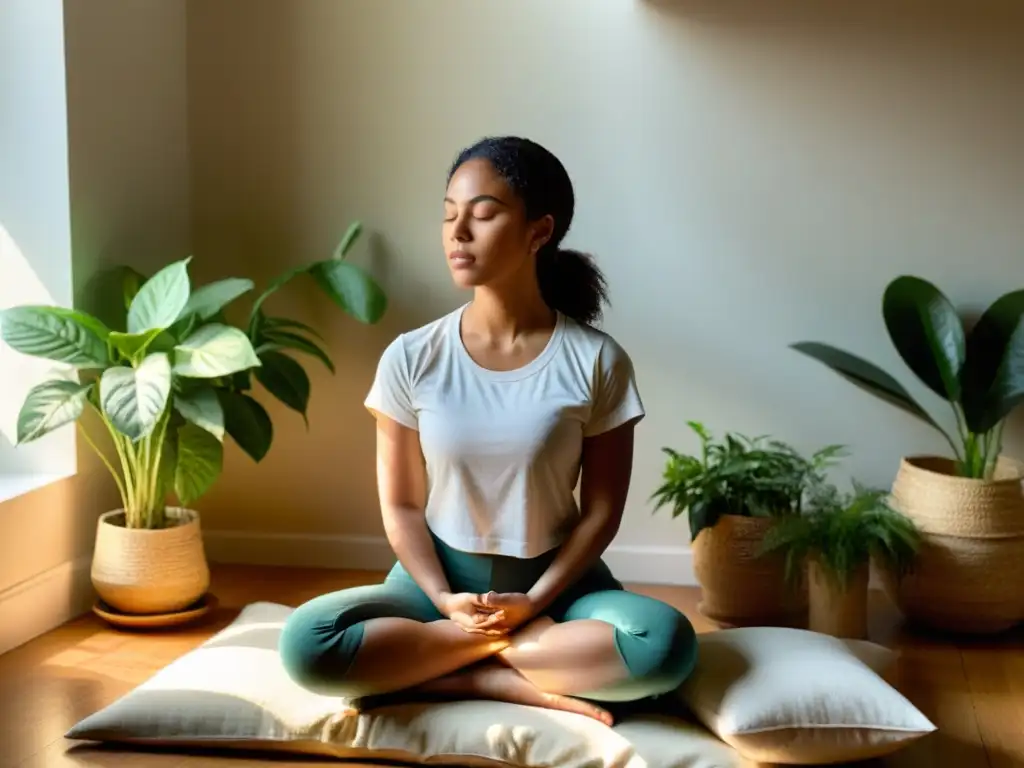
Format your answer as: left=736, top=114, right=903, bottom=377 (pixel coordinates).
left=447, top=136, right=609, bottom=326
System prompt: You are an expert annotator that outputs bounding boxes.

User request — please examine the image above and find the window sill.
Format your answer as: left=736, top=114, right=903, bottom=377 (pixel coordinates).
left=0, top=473, right=74, bottom=504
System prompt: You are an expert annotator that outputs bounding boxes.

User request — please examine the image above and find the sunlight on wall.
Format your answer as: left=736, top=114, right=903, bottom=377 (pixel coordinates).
left=0, top=221, right=77, bottom=490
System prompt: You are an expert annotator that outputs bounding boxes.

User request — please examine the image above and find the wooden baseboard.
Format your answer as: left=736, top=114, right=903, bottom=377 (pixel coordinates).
left=0, top=557, right=94, bottom=655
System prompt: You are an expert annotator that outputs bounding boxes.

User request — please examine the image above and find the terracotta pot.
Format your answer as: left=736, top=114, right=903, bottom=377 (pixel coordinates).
left=692, top=514, right=807, bottom=628
left=91, top=508, right=210, bottom=615
left=807, top=557, right=869, bottom=640
left=879, top=455, right=1024, bottom=634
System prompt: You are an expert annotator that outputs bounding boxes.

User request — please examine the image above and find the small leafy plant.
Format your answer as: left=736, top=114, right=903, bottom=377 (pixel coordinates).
left=792, top=275, right=1024, bottom=479
left=650, top=421, right=845, bottom=540
left=759, top=481, right=922, bottom=591
left=0, top=222, right=385, bottom=529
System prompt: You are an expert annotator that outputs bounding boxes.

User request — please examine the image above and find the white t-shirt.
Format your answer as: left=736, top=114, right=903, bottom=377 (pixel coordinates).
left=364, top=303, right=645, bottom=559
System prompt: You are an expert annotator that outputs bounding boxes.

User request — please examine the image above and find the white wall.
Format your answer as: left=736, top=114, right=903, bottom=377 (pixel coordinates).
left=188, top=0, right=1024, bottom=580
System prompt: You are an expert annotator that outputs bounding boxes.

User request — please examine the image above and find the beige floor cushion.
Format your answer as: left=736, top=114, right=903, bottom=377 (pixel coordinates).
left=66, top=601, right=750, bottom=768
left=676, top=626, right=936, bottom=765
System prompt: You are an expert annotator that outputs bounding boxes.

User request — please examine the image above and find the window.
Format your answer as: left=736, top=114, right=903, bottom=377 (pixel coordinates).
left=0, top=0, right=78, bottom=502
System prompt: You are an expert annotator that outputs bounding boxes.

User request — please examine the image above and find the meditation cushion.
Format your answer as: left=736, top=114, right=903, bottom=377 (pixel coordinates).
left=66, top=601, right=748, bottom=768
left=676, top=626, right=936, bottom=764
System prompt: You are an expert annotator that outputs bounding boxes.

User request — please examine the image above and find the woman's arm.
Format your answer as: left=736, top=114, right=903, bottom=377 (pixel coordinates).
left=526, top=419, right=639, bottom=614
left=375, top=413, right=453, bottom=611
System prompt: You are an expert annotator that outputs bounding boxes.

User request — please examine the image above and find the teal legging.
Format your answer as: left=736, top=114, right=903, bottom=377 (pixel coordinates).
left=279, top=532, right=697, bottom=702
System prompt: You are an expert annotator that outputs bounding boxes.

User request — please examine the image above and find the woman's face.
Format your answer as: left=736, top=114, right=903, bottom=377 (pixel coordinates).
left=442, top=158, right=552, bottom=289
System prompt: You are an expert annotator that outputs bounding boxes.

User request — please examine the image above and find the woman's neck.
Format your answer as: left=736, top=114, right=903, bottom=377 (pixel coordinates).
left=466, top=281, right=554, bottom=341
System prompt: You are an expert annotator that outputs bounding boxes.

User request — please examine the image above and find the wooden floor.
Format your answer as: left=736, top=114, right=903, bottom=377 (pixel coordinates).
left=1, top=564, right=1022, bottom=768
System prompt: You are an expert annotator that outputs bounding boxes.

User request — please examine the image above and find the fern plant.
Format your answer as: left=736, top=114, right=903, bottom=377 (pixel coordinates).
left=0, top=223, right=385, bottom=529
left=759, top=481, right=922, bottom=591
left=650, top=421, right=846, bottom=541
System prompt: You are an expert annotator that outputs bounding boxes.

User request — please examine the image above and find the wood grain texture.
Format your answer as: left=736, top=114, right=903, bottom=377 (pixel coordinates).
left=2, top=564, right=1022, bottom=768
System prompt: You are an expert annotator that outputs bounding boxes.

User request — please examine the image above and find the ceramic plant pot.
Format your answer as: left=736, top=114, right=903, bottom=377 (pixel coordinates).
left=91, top=507, right=210, bottom=616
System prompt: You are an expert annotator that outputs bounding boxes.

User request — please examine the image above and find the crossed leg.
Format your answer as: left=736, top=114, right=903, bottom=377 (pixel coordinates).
left=279, top=575, right=697, bottom=724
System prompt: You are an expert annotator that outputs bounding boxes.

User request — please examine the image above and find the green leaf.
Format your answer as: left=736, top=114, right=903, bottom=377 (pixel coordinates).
left=310, top=260, right=387, bottom=324
left=173, top=323, right=261, bottom=378
left=259, top=329, right=335, bottom=373
left=108, top=327, right=165, bottom=364
left=255, top=350, right=311, bottom=423
left=99, top=352, right=173, bottom=441
left=157, top=426, right=177, bottom=504
left=961, top=289, right=1024, bottom=433
left=882, top=276, right=965, bottom=402
left=16, top=380, right=93, bottom=444
left=173, top=386, right=225, bottom=441
left=179, top=277, right=254, bottom=322
left=790, top=341, right=940, bottom=429
left=174, top=422, right=223, bottom=506
left=127, top=257, right=192, bottom=334
left=333, top=221, right=363, bottom=260
left=262, top=316, right=325, bottom=341
left=249, top=264, right=310, bottom=324
left=219, top=390, right=273, bottom=462
left=0, top=306, right=110, bottom=368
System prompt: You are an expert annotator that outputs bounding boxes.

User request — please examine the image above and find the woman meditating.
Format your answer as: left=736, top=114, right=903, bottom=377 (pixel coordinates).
left=279, top=136, right=697, bottom=725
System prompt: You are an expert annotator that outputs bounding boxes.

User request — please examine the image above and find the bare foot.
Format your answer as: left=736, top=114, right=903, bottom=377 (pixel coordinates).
left=355, top=663, right=614, bottom=726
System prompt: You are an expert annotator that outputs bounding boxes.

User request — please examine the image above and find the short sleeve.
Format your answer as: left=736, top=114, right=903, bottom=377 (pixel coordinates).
left=583, top=336, right=645, bottom=438
left=364, top=335, right=418, bottom=430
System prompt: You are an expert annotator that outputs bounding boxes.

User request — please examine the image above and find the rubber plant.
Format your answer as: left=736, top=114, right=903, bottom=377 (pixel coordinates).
left=791, top=275, right=1024, bottom=479
left=650, top=420, right=845, bottom=540
left=0, top=222, right=384, bottom=529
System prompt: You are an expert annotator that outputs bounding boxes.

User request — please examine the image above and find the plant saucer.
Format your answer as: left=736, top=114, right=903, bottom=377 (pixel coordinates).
left=92, top=593, right=218, bottom=629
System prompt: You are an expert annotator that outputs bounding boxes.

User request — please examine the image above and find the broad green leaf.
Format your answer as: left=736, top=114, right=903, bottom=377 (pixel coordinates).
left=249, top=264, right=310, bottom=324
left=333, top=221, right=362, bottom=260
left=16, top=380, right=93, bottom=444
left=258, top=329, right=335, bottom=373
left=255, top=350, right=311, bottom=423
left=882, top=276, right=965, bottom=402
left=179, top=278, right=254, bottom=322
left=173, top=324, right=261, bottom=378
left=127, top=257, right=192, bottom=334
left=262, top=315, right=325, bottom=341
left=790, top=341, right=940, bottom=429
left=173, top=386, right=225, bottom=440
left=961, top=289, right=1024, bottom=433
left=219, top=390, right=273, bottom=462
left=310, top=260, right=387, bottom=324
left=174, top=422, right=223, bottom=506
left=99, top=353, right=173, bottom=441
left=0, top=306, right=110, bottom=368
left=108, top=327, right=164, bottom=364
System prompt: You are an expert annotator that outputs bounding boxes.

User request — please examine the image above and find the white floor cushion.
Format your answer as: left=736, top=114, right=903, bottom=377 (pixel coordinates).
left=66, top=602, right=750, bottom=768
left=676, top=626, right=936, bottom=765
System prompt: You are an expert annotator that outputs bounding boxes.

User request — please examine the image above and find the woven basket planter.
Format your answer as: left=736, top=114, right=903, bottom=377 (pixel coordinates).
left=807, top=558, right=869, bottom=640
left=692, top=514, right=807, bottom=628
left=91, top=508, right=210, bottom=616
left=879, top=455, right=1024, bottom=634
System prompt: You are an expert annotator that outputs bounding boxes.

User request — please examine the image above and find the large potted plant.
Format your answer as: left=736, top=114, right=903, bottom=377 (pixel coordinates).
left=759, top=480, right=921, bottom=640
left=0, top=223, right=386, bottom=619
left=651, top=421, right=844, bottom=627
left=791, top=275, right=1024, bottom=633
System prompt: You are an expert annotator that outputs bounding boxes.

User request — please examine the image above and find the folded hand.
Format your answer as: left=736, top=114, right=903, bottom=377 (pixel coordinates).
left=473, top=591, right=536, bottom=633
left=438, top=592, right=509, bottom=635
